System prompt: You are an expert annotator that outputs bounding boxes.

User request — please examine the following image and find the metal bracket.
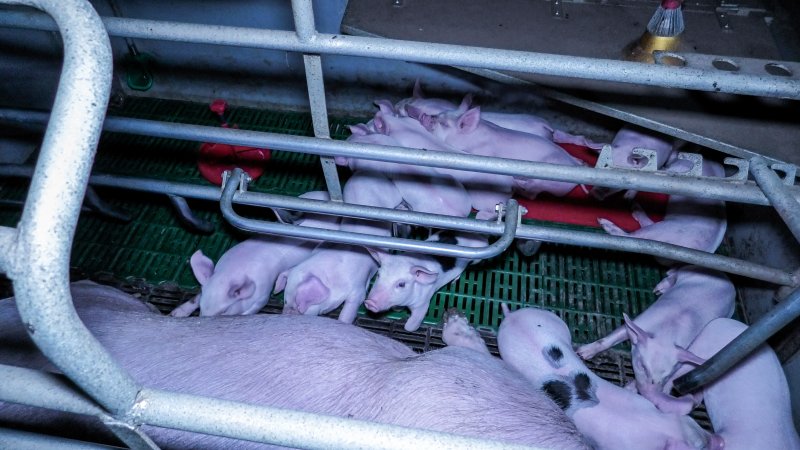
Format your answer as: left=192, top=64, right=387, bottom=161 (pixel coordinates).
left=220, top=168, right=519, bottom=260
left=630, top=148, right=659, bottom=172
left=595, top=145, right=658, bottom=172
left=771, top=163, right=798, bottom=186
left=675, top=152, right=704, bottom=177
left=723, top=157, right=749, bottom=182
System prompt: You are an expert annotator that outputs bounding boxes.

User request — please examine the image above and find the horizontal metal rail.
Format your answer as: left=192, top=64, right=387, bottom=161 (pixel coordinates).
left=2, top=108, right=798, bottom=206
left=221, top=169, right=519, bottom=259
left=0, top=10, right=797, bottom=98
left=1, top=165, right=793, bottom=286
left=0, top=364, right=541, bottom=450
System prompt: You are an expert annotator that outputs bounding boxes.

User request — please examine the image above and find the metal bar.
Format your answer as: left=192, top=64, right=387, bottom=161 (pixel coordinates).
left=221, top=169, right=519, bottom=259
left=290, top=0, right=342, bottom=201
left=0, top=427, right=125, bottom=450
left=0, top=11, right=796, bottom=99
left=0, top=364, right=106, bottom=416
left=131, top=387, right=542, bottom=450
left=3, top=109, right=798, bottom=206
left=0, top=0, right=142, bottom=417
left=673, top=285, right=800, bottom=395
left=0, top=225, right=16, bottom=274
left=0, top=165, right=795, bottom=286
left=750, top=157, right=800, bottom=243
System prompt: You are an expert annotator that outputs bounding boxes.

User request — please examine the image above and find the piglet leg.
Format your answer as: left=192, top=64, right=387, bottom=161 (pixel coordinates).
left=576, top=325, right=630, bottom=360
left=338, top=295, right=364, bottom=324
left=170, top=295, right=200, bottom=317
left=404, top=306, right=429, bottom=332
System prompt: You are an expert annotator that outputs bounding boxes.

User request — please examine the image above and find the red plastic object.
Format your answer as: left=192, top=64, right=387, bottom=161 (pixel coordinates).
left=197, top=100, right=271, bottom=186
left=514, top=143, right=669, bottom=231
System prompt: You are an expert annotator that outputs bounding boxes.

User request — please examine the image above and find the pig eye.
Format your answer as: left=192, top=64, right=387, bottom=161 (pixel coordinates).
left=396, top=281, right=406, bottom=289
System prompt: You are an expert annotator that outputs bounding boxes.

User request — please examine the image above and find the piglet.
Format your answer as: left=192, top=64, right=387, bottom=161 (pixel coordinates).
left=590, top=125, right=678, bottom=200
left=341, top=128, right=472, bottom=218
left=498, top=304, right=721, bottom=450
left=0, top=283, right=591, bottom=450
left=170, top=191, right=340, bottom=317
left=416, top=104, right=585, bottom=200
left=576, top=266, right=735, bottom=414
left=365, top=232, right=488, bottom=332
left=597, top=158, right=727, bottom=259
left=371, top=101, right=513, bottom=220
left=276, top=171, right=402, bottom=323
left=398, top=81, right=600, bottom=148
left=671, top=318, right=800, bottom=450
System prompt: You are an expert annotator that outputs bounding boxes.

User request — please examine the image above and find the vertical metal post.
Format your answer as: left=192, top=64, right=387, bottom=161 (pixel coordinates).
left=291, top=0, right=343, bottom=201
left=0, top=0, right=142, bottom=418
left=750, top=156, right=800, bottom=244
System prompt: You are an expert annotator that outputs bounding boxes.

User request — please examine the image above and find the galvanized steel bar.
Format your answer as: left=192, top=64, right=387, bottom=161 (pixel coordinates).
left=0, top=226, right=16, bottom=274
left=750, top=157, right=800, bottom=244
left=2, top=109, right=797, bottom=206
left=673, top=285, right=800, bottom=395
left=0, top=10, right=796, bottom=98
left=291, top=0, right=343, bottom=201
left=0, top=164, right=795, bottom=286
left=0, top=427, right=125, bottom=450
left=221, top=169, right=519, bottom=259
left=0, top=0, right=141, bottom=417
left=131, top=387, right=542, bottom=450
left=0, top=364, right=106, bottom=416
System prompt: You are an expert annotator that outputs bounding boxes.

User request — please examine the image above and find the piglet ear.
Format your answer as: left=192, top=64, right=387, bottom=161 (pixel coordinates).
left=500, top=302, right=511, bottom=316
left=366, top=247, right=388, bottom=265
left=374, top=99, right=395, bottom=115
left=334, top=156, right=349, bottom=166
left=420, top=113, right=434, bottom=132
left=412, top=79, right=424, bottom=98
left=622, top=313, right=650, bottom=346
left=411, top=265, right=438, bottom=285
left=457, top=107, right=481, bottom=133
left=190, top=250, right=215, bottom=286
left=460, top=93, right=473, bottom=110
left=675, top=346, right=706, bottom=366
left=405, top=104, right=422, bottom=120
left=229, top=276, right=255, bottom=300
left=374, top=115, right=387, bottom=134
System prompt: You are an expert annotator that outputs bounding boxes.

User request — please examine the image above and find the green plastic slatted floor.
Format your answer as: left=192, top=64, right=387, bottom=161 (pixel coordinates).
left=0, top=97, right=680, bottom=344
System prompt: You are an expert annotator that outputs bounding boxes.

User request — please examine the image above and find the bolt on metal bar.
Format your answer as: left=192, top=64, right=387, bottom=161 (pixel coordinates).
left=0, top=0, right=142, bottom=419
left=0, top=10, right=796, bottom=98
left=131, top=387, right=544, bottom=450
left=673, top=285, right=800, bottom=395
left=750, top=156, right=800, bottom=244
left=0, top=427, right=126, bottom=450
left=0, top=164, right=795, bottom=286
left=2, top=109, right=797, bottom=206
left=221, top=169, right=519, bottom=259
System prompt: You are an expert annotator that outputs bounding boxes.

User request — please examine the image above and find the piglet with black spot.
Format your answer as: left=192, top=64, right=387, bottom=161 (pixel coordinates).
left=497, top=304, right=722, bottom=450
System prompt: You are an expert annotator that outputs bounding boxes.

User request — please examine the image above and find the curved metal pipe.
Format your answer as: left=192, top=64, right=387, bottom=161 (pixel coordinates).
left=0, top=0, right=141, bottom=416
left=220, top=169, right=519, bottom=259
left=673, top=286, right=800, bottom=395
left=751, top=156, right=800, bottom=244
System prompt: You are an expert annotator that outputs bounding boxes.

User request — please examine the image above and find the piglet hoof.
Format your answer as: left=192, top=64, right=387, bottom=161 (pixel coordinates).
left=281, top=304, right=301, bottom=315
left=575, top=343, right=599, bottom=361
left=442, top=309, right=490, bottom=355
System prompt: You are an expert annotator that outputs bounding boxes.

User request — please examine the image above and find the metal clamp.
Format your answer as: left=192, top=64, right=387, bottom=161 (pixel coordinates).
left=674, top=152, right=704, bottom=176
left=220, top=169, right=519, bottom=259
left=771, top=163, right=798, bottom=186
left=723, top=157, right=749, bottom=182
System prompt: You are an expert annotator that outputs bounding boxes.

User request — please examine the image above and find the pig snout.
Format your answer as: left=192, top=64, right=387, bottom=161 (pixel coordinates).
left=364, top=296, right=388, bottom=313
